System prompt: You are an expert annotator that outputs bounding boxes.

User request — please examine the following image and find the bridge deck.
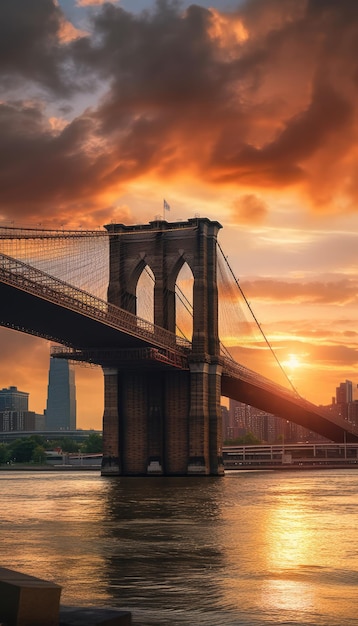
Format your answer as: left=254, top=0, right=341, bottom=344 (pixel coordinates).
left=0, top=252, right=190, bottom=355
left=1, top=251, right=357, bottom=444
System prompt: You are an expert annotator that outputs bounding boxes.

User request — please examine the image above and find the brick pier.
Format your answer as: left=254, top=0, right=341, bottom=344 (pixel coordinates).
left=101, top=218, right=224, bottom=476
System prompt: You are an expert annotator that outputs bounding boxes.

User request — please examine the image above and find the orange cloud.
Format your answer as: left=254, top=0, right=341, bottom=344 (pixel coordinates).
left=0, top=1, right=358, bottom=223
left=242, top=278, right=358, bottom=306
left=232, top=194, right=268, bottom=224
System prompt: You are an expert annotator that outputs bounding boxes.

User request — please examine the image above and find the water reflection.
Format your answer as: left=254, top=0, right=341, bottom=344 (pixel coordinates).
left=259, top=475, right=358, bottom=626
left=0, top=472, right=111, bottom=605
left=101, top=477, right=227, bottom=614
left=1, top=470, right=358, bottom=625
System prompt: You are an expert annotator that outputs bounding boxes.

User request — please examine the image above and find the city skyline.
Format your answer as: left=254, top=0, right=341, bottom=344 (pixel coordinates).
left=0, top=0, right=357, bottom=428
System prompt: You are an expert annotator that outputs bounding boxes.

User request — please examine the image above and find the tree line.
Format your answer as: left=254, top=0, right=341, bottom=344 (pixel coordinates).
left=0, top=433, right=103, bottom=465
left=223, top=432, right=261, bottom=446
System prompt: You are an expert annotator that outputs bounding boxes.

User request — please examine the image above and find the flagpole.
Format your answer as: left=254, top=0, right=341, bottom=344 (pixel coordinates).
left=163, top=199, right=170, bottom=219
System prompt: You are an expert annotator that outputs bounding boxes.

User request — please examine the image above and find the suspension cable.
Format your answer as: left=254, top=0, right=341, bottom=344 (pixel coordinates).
left=217, top=241, right=300, bottom=396
left=144, top=266, right=191, bottom=342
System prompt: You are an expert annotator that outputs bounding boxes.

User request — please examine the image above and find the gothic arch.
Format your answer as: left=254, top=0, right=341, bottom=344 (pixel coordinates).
left=175, top=261, right=194, bottom=342
left=105, top=217, right=222, bottom=357
left=136, top=263, right=155, bottom=323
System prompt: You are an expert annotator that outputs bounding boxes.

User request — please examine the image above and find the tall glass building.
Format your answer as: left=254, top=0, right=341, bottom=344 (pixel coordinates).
left=45, top=358, right=76, bottom=430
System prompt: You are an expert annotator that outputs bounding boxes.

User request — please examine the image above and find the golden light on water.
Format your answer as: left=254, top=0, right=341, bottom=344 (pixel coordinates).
left=265, top=488, right=317, bottom=567
left=262, top=578, right=315, bottom=614
left=262, top=490, right=317, bottom=614
left=218, top=480, right=323, bottom=615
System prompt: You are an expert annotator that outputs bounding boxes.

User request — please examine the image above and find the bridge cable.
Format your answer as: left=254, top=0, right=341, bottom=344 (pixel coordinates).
left=217, top=242, right=300, bottom=396
left=143, top=266, right=191, bottom=342
left=145, top=265, right=234, bottom=359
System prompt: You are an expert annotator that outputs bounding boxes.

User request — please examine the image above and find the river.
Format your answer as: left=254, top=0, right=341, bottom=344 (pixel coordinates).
left=0, top=469, right=357, bottom=625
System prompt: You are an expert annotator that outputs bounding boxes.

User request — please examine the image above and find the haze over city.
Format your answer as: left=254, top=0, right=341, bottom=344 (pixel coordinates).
left=0, top=0, right=357, bottom=429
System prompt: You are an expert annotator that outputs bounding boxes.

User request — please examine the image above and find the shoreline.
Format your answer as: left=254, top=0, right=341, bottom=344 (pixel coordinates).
left=0, top=464, right=101, bottom=471
left=1, top=463, right=358, bottom=472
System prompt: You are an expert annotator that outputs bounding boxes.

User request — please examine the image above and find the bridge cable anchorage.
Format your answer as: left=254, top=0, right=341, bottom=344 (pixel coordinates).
left=217, top=241, right=301, bottom=397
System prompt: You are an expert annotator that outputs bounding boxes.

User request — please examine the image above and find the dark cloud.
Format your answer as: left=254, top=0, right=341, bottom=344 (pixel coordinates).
left=0, top=102, right=101, bottom=216
left=74, top=1, right=217, bottom=104
left=1, top=0, right=358, bottom=221
left=212, top=83, right=352, bottom=185
left=0, top=0, right=74, bottom=94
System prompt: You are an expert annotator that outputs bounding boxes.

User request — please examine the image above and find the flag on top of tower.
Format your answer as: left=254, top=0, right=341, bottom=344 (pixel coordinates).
left=163, top=199, right=170, bottom=211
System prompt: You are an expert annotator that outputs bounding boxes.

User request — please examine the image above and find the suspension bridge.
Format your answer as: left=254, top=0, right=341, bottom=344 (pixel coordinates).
left=0, top=217, right=357, bottom=476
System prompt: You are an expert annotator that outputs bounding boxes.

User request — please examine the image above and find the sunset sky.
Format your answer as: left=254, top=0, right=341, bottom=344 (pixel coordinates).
left=0, top=0, right=357, bottom=429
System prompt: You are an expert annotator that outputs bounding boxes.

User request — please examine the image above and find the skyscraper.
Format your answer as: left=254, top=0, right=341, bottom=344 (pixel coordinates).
left=0, top=386, right=35, bottom=432
left=336, top=380, right=353, bottom=404
left=0, top=386, right=29, bottom=412
left=45, top=358, right=76, bottom=430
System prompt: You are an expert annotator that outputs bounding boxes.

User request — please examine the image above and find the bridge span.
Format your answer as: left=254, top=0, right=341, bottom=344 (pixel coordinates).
left=1, top=217, right=357, bottom=476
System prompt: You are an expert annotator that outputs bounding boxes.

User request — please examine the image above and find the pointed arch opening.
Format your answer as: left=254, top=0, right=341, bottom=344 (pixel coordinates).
left=175, top=262, right=193, bottom=342
left=136, top=264, right=155, bottom=324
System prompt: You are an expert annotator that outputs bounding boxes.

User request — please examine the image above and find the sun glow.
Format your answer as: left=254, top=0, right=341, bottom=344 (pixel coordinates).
left=284, top=353, right=301, bottom=369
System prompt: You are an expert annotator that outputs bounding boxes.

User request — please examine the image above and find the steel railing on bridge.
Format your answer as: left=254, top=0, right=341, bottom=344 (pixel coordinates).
left=0, top=252, right=191, bottom=355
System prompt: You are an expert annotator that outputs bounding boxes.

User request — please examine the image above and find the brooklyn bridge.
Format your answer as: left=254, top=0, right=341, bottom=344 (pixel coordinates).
left=0, top=217, right=357, bottom=476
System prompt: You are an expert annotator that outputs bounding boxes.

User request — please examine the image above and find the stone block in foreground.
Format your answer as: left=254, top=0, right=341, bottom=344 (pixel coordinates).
left=0, top=566, right=62, bottom=626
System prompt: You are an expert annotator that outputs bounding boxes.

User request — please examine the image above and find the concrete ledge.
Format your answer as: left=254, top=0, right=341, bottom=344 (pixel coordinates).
left=59, top=606, right=131, bottom=625
left=0, top=566, right=62, bottom=626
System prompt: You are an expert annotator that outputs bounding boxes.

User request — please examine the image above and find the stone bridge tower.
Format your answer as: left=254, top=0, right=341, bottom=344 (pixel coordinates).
left=101, top=217, right=224, bottom=476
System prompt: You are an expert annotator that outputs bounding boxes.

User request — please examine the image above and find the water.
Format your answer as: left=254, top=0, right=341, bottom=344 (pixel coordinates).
left=1, top=469, right=358, bottom=625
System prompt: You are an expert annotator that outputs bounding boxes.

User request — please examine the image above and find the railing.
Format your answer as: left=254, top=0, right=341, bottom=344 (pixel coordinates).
left=0, top=227, right=109, bottom=239
left=223, top=443, right=358, bottom=469
left=0, top=220, right=199, bottom=239
left=0, top=252, right=191, bottom=354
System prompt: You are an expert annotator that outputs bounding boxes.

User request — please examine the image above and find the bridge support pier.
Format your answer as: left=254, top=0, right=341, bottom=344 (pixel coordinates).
left=101, top=367, right=191, bottom=476
left=187, top=361, right=224, bottom=475
left=209, top=363, right=225, bottom=476
left=101, top=217, right=223, bottom=477
left=101, top=367, right=121, bottom=475
left=101, top=364, right=223, bottom=476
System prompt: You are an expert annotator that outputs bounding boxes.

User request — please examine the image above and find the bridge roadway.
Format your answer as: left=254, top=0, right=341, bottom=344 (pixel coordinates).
left=1, top=252, right=358, bottom=443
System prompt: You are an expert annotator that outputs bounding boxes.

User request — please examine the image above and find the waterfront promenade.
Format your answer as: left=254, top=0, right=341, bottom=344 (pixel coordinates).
left=223, top=442, right=358, bottom=470
left=2, top=442, right=358, bottom=472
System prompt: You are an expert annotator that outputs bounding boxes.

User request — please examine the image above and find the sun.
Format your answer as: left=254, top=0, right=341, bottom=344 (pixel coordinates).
left=285, top=354, right=301, bottom=369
